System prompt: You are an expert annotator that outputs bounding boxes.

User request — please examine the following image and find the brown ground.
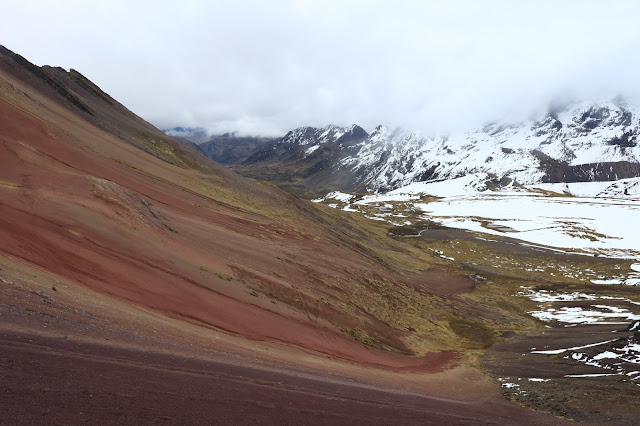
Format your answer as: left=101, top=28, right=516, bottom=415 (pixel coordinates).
left=483, top=323, right=640, bottom=425
left=0, top=330, right=555, bottom=425
left=0, top=259, right=560, bottom=425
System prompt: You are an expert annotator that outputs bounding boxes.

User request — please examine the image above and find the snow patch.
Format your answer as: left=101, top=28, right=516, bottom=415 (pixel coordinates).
left=531, top=339, right=617, bottom=354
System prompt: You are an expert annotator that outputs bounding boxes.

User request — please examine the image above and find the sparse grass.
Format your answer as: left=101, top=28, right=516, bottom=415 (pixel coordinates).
left=215, top=273, right=233, bottom=281
left=339, top=327, right=390, bottom=350
left=142, top=158, right=636, bottom=357
left=0, top=180, right=20, bottom=189
left=447, top=316, right=496, bottom=349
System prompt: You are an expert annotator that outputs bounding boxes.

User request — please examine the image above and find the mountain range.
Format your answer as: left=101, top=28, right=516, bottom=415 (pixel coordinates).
left=191, top=99, right=640, bottom=197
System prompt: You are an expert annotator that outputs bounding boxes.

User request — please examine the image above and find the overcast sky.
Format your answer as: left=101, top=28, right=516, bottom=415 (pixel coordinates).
left=3, top=1, right=640, bottom=136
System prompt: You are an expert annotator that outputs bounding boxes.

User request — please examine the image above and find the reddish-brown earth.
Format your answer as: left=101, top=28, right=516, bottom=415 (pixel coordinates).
left=0, top=46, right=565, bottom=424
left=0, top=259, right=560, bottom=425
left=0, top=330, right=558, bottom=425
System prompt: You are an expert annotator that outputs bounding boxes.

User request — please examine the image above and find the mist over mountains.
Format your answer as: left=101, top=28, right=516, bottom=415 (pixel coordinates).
left=174, top=97, right=640, bottom=197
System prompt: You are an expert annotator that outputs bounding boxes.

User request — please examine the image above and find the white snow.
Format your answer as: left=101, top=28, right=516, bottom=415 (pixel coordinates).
left=349, top=175, right=640, bottom=260
left=518, top=288, right=597, bottom=303
left=531, top=178, right=640, bottom=199
left=592, top=351, right=619, bottom=360
left=591, top=279, right=624, bottom=285
left=413, top=194, right=640, bottom=258
left=340, top=170, right=640, bottom=260
left=314, top=191, right=354, bottom=203
left=367, top=173, right=499, bottom=199
left=529, top=305, right=640, bottom=325
left=501, top=382, right=520, bottom=389
left=564, top=373, right=618, bottom=378
left=534, top=335, right=640, bottom=380
left=531, top=339, right=617, bottom=354
left=304, top=145, right=320, bottom=156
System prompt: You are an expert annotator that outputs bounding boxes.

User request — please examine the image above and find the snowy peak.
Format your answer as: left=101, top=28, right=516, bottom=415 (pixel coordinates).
left=281, top=124, right=345, bottom=146
left=336, top=124, right=368, bottom=147
left=278, top=124, right=368, bottom=148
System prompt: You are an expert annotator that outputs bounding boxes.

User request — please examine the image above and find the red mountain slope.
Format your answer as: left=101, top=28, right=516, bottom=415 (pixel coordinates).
left=0, top=45, right=560, bottom=424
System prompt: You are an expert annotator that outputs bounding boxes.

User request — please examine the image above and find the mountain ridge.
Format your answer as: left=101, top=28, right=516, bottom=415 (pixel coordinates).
left=195, top=98, right=640, bottom=197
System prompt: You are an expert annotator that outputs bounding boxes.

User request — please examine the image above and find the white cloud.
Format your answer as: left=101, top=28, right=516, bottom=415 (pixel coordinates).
left=2, top=0, right=640, bottom=136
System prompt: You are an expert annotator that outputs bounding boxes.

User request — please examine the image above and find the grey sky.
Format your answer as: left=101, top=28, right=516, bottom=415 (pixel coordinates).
left=3, top=1, right=640, bottom=136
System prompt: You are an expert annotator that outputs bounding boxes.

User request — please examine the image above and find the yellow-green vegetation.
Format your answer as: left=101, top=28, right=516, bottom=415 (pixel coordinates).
left=306, top=198, right=640, bottom=358
left=0, top=180, right=20, bottom=189
left=154, top=159, right=632, bottom=358
left=131, top=132, right=215, bottom=174
left=215, top=273, right=233, bottom=281
left=339, top=327, right=390, bottom=351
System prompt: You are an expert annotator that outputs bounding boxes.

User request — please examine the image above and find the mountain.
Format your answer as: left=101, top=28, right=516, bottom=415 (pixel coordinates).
left=205, top=99, right=640, bottom=197
left=163, top=126, right=212, bottom=144
left=198, top=133, right=276, bottom=163
left=2, top=43, right=492, bottom=365
left=0, top=46, right=215, bottom=173
left=232, top=124, right=370, bottom=197
left=351, top=99, right=640, bottom=191
left=3, top=44, right=556, bottom=423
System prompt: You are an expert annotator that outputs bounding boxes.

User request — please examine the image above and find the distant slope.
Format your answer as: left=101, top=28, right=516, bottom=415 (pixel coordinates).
left=163, top=126, right=211, bottom=144
left=198, top=133, right=275, bottom=164
left=213, top=125, right=369, bottom=197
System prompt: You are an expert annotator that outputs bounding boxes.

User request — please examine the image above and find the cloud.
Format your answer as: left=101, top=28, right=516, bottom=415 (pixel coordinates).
left=3, top=0, right=640, bottom=136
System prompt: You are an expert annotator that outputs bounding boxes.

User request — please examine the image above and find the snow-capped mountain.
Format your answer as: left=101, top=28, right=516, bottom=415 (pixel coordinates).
left=200, top=98, right=640, bottom=196
left=349, top=99, right=640, bottom=191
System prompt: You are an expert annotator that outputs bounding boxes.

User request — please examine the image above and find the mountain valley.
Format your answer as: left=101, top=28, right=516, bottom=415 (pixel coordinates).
left=2, top=43, right=640, bottom=424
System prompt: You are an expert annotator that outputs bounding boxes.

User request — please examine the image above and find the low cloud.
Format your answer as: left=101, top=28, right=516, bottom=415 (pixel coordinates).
left=3, top=0, right=640, bottom=136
